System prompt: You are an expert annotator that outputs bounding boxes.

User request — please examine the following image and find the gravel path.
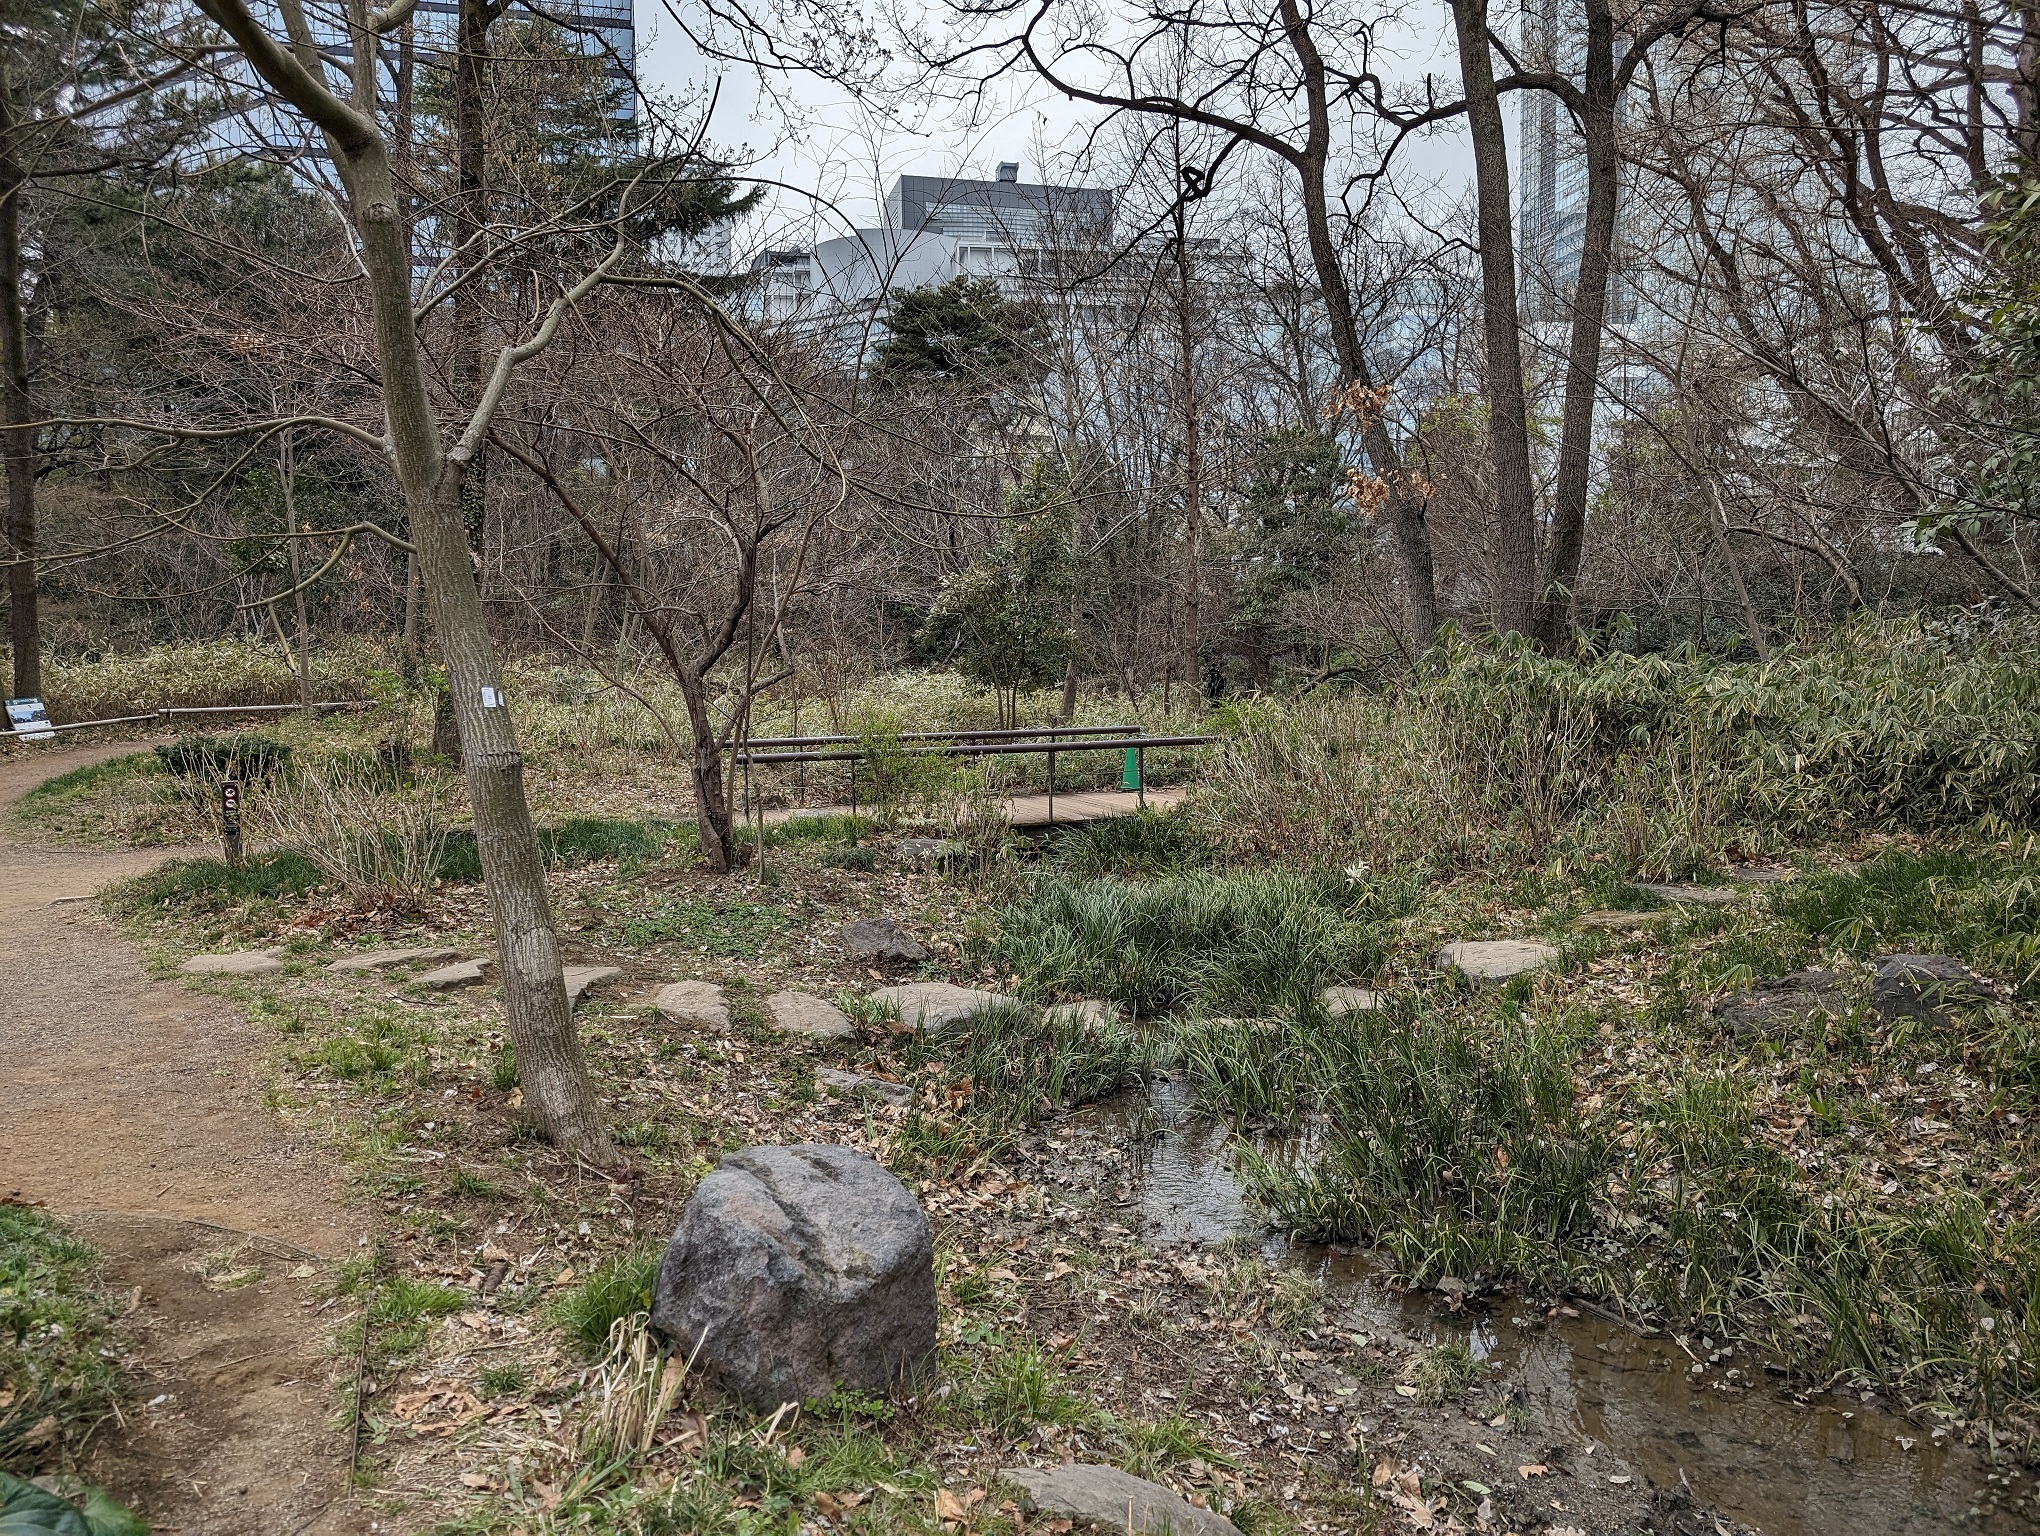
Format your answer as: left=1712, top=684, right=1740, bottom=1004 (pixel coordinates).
left=1, top=741, right=369, bottom=1535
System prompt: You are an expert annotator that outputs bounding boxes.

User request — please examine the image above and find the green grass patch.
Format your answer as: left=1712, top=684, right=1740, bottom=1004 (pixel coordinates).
left=1049, top=810, right=1213, bottom=877
left=553, top=1245, right=661, bottom=1357
left=992, top=866, right=1410, bottom=1016
left=0, top=1206, right=128, bottom=1472
left=433, top=816, right=684, bottom=884
left=109, top=851, right=324, bottom=914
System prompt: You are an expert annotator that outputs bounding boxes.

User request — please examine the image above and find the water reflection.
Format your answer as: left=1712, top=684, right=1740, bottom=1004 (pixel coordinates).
left=1073, top=1080, right=2036, bottom=1536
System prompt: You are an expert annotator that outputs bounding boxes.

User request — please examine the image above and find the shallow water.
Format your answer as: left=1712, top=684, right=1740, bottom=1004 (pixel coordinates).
left=1069, top=1079, right=2038, bottom=1536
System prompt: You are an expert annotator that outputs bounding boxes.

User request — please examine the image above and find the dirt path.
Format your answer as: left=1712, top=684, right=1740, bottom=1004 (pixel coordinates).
left=1, top=742, right=369, bottom=1535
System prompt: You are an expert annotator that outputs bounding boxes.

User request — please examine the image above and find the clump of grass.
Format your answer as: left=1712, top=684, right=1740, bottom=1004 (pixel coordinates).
left=1775, top=843, right=2040, bottom=993
left=1405, top=1340, right=1487, bottom=1406
left=0, top=1206, right=128, bottom=1470
left=946, top=1331, right=1100, bottom=1436
left=617, top=894, right=795, bottom=954
left=155, top=732, right=294, bottom=784
left=554, top=1246, right=661, bottom=1357
left=477, top=1362, right=529, bottom=1398
left=108, top=850, right=323, bottom=914
left=893, top=1000, right=1156, bottom=1169
left=1051, top=810, right=1213, bottom=877
left=366, top=1276, right=464, bottom=1360
left=300, top=1005, right=430, bottom=1090
left=1244, top=995, right=1604, bottom=1288
left=992, top=866, right=1407, bottom=1016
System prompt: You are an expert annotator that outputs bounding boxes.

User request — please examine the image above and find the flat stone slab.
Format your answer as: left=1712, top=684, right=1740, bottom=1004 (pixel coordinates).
left=1572, top=910, right=1669, bottom=932
left=181, top=950, right=284, bottom=977
left=415, top=958, right=490, bottom=989
left=1870, top=954, right=1998, bottom=1025
left=1043, top=998, right=1122, bottom=1028
left=563, top=965, right=621, bottom=1004
left=329, top=945, right=466, bottom=973
left=838, top=917, right=929, bottom=964
left=1712, top=968, right=1848, bottom=1039
left=654, top=980, right=730, bottom=1029
left=816, top=1066, right=914, bottom=1107
left=765, top=990, right=857, bottom=1041
left=868, top=981, right=1014, bottom=1036
left=1436, top=939, right=1559, bottom=984
left=1726, top=863, right=1794, bottom=884
left=1004, top=1464, right=1241, bottom=1536
left=1635, top=883, right=1736, bottom=907
left=1320, top=986, right=1381, bottom=1017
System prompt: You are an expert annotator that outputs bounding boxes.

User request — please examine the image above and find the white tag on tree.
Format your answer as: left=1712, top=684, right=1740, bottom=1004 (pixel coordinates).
left=480, top=687, right=503, bottom=708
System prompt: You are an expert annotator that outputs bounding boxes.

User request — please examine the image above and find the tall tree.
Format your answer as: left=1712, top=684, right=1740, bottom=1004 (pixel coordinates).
left=191, top=0, right=638, bottom=1161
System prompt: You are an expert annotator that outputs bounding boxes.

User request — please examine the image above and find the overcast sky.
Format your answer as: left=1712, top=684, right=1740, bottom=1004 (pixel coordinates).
left=631, top=0, right=1482, bottom=254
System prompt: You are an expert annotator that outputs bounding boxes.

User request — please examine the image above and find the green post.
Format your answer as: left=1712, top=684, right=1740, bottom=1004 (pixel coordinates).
left=1121, top=747, right=1142, bottom=792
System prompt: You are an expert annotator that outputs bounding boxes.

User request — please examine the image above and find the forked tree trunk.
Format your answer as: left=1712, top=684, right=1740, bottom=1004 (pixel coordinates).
left=682, top=680, right=736, bottom=872
left=1451, top=0, right=1540, bottom=638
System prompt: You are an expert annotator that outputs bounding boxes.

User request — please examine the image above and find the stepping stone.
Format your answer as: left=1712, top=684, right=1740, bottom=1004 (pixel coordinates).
left=838, top=917, right=929, bottom=964
left=1043, top=998, right=1121, bottom=1028
left=1713, top=968, right=1848, bottom=1039
left=1726, top=863, right=1794, bottom=884
left=1635, top=883, right=1736, bottom=907
left=329, top=945, right=465, bottom=973
left=181, top=950, right=284, bottom=977
left=1572, top=910, right=1668, bottom=932
left=868, top=981, right=1013, bottom=1037
left=1003, top=1463, right=1241, bottom=1536
left=764, top=990, right=857, bottom=1041
left=1320, top=986, right=1381, bottom=1017
left=653, top=980, right=730, bottom=1030
left=816, top=1066, right=914, bottom=1108
left=1436, top=939, right=1558, bottom=985
left=415, top=958, right=490, bottom=989
left=1870, top=954, right=1998, bottom=1027
left=563, top=965, right=621, bottom=1005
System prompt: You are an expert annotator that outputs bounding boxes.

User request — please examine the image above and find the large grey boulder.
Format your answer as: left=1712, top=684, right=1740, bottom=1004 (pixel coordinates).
left=655, top=980, right=730, bottom=1030
left=868, top=981, right=1013, bottom=1036
left=652, top=1144, right=935, bottom=1408
left=1436, top=939, right=1558, bottom=985
left=838, top=918, right=929, bottom=964
left=1711, top=969, right=1848, bottom=1040
left=1003, top=1464, right=1241, bottom=1536
left=765, top=990, right=857, bottom=1041
left=1870, top=955, right=1997, bottom=1026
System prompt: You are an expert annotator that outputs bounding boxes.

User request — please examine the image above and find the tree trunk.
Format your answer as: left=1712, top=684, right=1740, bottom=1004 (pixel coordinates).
left=1173, top=217, right=1205, bottom=699
left=1533, top=0, right=1619, bottom=652
left=0, top=72, right=40, bottom=703
left=1451, top=0, right=1540, bottom=638
left=1278, top=0, right=1439, bottom=650
left=683, top=679, right=736, bottom=873
left=194, top=0, right=612, bottom=1160
left=281, top=433, right=313, bottom=707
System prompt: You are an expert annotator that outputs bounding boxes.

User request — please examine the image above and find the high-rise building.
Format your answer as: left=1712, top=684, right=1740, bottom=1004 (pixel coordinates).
left=220, top=0, right=637, bottom=159
left=1515, top=0, right=1632, bottom=327
left=752, top=165, right=1113, bottom=326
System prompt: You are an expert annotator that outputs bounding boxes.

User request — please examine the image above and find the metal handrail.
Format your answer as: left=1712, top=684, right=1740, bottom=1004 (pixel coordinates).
left=740, top=723, right=1138, bottom=749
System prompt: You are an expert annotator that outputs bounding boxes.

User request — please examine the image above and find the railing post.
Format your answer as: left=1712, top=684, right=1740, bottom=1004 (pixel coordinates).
left=849, top=760, right=858, bottom=844
left=1047, top=748, right=1055, bottom=826
left=1137, top=744, right=1147, bottom=810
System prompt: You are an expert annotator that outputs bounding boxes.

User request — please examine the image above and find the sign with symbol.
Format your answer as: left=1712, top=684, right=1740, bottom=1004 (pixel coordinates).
left=6, top=698, right=54, bottom=741
left=220, top=778, right=244, bottom=864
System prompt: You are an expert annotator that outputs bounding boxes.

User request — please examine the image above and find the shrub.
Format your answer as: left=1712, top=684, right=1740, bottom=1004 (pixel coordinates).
left=1050, top=810, right=1212, bottom=877
left=259, top=757, right=451, bottom=908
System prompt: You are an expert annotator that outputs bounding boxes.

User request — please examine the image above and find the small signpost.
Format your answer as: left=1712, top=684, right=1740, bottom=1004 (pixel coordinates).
left=5, top=698, right=55, bottom=741
left=220, top=777, right=244, bottom=865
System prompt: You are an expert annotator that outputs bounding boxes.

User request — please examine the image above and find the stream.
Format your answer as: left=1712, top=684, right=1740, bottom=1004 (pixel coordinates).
left=1068, top=1079, right=2038, bottom=1536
